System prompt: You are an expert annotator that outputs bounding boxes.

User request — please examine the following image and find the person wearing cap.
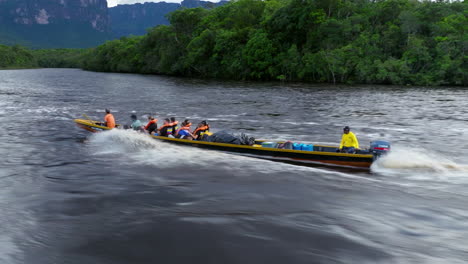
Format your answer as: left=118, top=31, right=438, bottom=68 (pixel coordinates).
left=338, top=126, right=359, bottom=153
left=104, top=109, right=115, bottom=129
left=130, top=114, right=143, bottom=131
left=193, top=120, right=210, bottom=140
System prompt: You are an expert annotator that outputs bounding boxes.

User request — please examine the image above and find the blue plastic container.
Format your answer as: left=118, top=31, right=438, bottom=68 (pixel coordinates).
left=293, top=143, right=302, bottom=150
left=261, top=142, right=277, bottom=148
left=301, top=144, right=313, bottom=151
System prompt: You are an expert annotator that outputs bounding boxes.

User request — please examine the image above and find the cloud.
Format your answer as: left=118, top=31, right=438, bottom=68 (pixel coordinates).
left=108, top=0, right=182, bottom=7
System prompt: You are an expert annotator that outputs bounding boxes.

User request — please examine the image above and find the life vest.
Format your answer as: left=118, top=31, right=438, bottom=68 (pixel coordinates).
left=158, top=123, right=172, bottom=137
left=170, top=121, right=179, bottom=135
left=145, top=119, right=158, bottom=134
left=167, top=121, right=179, bottom=135
left=193, top=125, right=210, bottom=139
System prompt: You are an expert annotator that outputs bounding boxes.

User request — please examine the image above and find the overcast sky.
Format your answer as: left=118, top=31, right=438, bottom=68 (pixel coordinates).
left=108, top=0, right=181, bottom=7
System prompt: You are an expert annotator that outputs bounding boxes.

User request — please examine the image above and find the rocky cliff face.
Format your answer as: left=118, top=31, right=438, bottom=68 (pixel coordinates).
left=109, top=0, right=228, bottom=38
left=181, top=0, right=227, bottom=9
left=0, top=0, right=227, bottom=48
left=0, top=0, right=109, bottom=32
left=0, top=0, right=110, bottom=48
left=109, top=2, right=179, bottom=37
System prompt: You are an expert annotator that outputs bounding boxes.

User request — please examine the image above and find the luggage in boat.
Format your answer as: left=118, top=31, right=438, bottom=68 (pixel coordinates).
left=293, top=143, right=302, bottom=150
left=291, top=143, right=313, bottom=151
left=202, top=131, right=255, bottom=145
left=261, top=142, right=277, bottom=148
left=277, top=141, right=293, bottom=149
left=301, top=144, right=313, bottom=151
left=239, top=133, right=255, bottom=145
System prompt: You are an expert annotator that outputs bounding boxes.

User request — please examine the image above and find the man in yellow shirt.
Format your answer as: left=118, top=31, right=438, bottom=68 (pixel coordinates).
left=338, top=126, right=359, bottom=153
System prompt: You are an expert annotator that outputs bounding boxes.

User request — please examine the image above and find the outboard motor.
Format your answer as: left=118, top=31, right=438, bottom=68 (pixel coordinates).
left=370, top=140, right=391, bottom=160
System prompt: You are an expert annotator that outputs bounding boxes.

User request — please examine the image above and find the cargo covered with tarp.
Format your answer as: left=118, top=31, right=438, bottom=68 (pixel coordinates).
left=201, top=131, right=255, bottom=145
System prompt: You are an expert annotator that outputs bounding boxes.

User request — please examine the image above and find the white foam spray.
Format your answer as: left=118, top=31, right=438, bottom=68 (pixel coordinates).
left=86, top=129, right=315, bottom=175
left=89, top=129, right=287, bottom=171
left=372, top=146, right=467, bottom=171
left=371, top=145, right=468, bottom=184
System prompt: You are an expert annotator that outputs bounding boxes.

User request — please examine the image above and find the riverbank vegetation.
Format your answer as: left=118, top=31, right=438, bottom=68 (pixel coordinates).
left=1, top=0, right=466, bottom=86
left=0, top=44, right=36, bottom=69
left=0, top=44, right=84, bottom=69
left=81, top=0, right=467, bottom=86
left=34, top=49, right=86, bottom=68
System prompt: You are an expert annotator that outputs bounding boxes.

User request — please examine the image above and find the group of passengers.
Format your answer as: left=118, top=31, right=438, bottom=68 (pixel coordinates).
left=103, top=109, right=359, bottom=151
left=103, top=109, right=210, bottom=140
left=129, top=113, right=211, bottom=140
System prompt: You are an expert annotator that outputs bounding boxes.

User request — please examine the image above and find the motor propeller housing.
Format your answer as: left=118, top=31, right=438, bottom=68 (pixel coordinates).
left=370, top=140, right=391, bottom=160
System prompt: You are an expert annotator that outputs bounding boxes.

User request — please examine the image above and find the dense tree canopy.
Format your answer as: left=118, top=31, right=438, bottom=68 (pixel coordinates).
left=2, top=0, right=467, bottom=86
left=0, top=44, right=36, bottom=69
left=0, top=45, right=85, bottom=69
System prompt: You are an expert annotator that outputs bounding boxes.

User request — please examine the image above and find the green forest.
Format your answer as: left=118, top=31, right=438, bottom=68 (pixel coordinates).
left=0, top=45, right=36, bottom=69
left=0, top=44, right=84, bottom=69
left=1, top=0, right=467, bottom=86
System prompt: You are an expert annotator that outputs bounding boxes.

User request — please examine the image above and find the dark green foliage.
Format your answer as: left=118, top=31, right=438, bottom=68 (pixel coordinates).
left=81, top=0, right=467, bottom=86
left=33, top=49, right=87, bottom=68
left=81, top=36, right=144, bottom=73
left=0, top=44, right=36, bottom=68
left=0, top=44, right=86, bottom=69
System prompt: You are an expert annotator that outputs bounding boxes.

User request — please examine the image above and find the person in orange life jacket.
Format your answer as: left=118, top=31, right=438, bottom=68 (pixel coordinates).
left=167, top=117, right=179, bottom=138
left=175, top=119, right=195, bottom=140
left=144, top=116, right=158, bottom=135
left=158, top=118, right=171, bottom=137
left=338, top=126, right=360, bottom=153
left=193, top=120, right=210, bottom=140
left=104, top=109, right=115, bottom=129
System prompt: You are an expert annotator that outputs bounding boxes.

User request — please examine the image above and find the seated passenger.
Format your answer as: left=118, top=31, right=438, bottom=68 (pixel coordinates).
left=193, top=120, right=210, bottom=140
left=158, top=118, right=171, bottom=137
left=104, top=109, right=116, bottom=129
left=144, top=116, right=158, bottom=135
left=175, top=119, right=195, bottom=140
left=167, top=117, right=179, bottom=138
left=338, top=126, right=359, bottom=153
left=130, top=114, right=143, bottom=131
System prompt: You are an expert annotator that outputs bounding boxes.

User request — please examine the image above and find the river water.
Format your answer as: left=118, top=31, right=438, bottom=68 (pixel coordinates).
left=1, top=68, right=468, bottom=264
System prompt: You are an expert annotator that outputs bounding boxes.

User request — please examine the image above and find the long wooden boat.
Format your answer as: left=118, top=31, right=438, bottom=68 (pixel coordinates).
left=74, top=118, right=390, bottom=168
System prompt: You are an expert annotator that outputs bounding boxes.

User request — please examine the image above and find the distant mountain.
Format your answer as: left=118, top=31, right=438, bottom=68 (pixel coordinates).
left=0, top=0, right=227, bottom=48
left=109, top=0, right=228, bottom=39
left=109, top=2, right=179, bottom=38
left=0, top=0, right=109, bottom=48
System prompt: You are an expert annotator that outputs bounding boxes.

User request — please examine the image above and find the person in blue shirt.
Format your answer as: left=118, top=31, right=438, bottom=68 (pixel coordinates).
left=130, top=114, right=143, bottom=131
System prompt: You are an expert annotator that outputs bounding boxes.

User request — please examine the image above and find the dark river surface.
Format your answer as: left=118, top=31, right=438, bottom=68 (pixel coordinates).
left=1, top=68, right=468, bottom=264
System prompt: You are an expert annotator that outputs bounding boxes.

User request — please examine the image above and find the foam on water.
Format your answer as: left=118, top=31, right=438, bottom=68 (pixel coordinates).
left=371, top=145, right=468, bottom=184
left=372, top=146, right=467, bottom=171
left=85, top=129, right=358, bottom=180
left=88, top=129, right=294, bottom=173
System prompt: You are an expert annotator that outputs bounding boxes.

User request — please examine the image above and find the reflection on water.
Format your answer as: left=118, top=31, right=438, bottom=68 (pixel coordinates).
left=1, top=69, right=468, bottom=264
